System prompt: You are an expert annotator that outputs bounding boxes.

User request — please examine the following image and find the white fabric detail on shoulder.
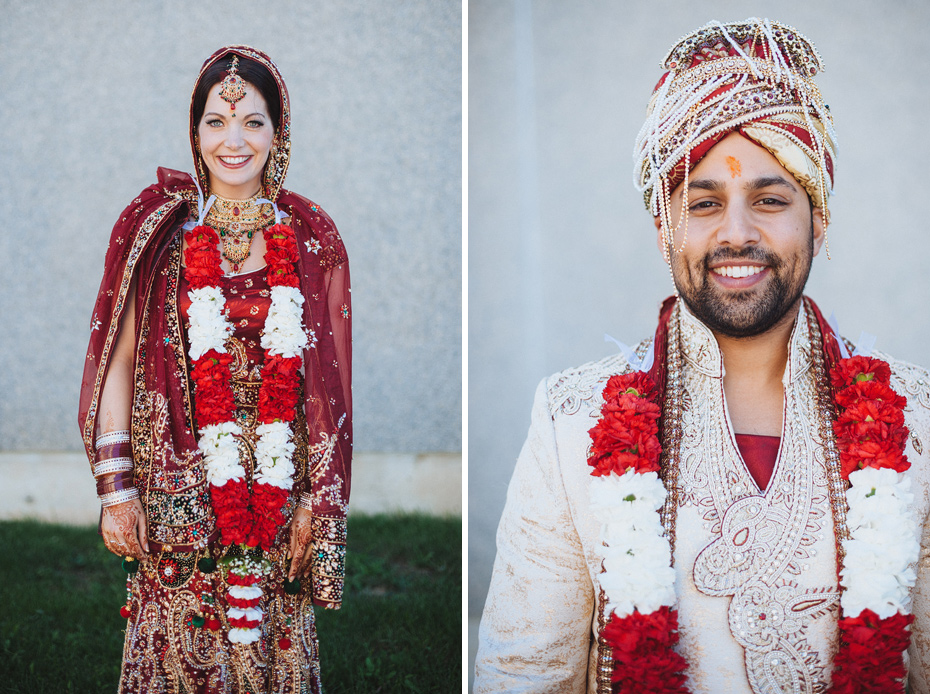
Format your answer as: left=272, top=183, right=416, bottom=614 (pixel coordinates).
left=604, top=334, right=654, bottom=373
left=828, top=312, right=877, bottom=358
left=257, top=197, right=285, bottom=224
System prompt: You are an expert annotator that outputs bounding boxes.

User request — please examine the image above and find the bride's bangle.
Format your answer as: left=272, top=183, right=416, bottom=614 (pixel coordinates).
left=100, top=487, right=139, bottom=508
left=95, top=430, right=131, bottom=448
left=93, top=457, right=133, bottom=477
left=96, top=471, right=135, bottom=496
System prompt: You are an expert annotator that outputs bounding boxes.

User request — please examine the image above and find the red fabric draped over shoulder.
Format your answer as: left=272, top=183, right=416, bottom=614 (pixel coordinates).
left=78, top=167, right=193, bottom=461
left=79, top=168, right=352, bottom=607
left=278, top=188, right=353, bottom=520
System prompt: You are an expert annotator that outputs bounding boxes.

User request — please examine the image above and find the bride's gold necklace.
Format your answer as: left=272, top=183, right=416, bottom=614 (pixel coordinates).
left=205, top=192, right=275, bottom=273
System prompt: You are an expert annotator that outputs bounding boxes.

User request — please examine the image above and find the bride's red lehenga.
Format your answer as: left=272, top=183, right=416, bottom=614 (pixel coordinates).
left=78, top=46, right=351, bottom=694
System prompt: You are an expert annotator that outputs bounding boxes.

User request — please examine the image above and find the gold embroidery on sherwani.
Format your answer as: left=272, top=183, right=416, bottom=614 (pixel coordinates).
left=549, top=354, right=628, bottom=417
left=678, top=303, right=840, bottom=693
left=484, top=300, right=930, bottom=694
left=594, top=301, right=852, bottom=694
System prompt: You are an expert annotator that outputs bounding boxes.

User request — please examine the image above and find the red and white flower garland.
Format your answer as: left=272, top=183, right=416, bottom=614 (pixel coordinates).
left=829, top=355, right=916, bottom=693
left=184, top=218, right=308, bottom=645
left=587, top=370, right=688, bottom=693
left=587, top=349, right=915, bottom=693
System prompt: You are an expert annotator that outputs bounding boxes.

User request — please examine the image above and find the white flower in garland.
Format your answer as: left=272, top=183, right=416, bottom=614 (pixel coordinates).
left=187, top=286, right=234, bottom=360
left=840, top=466, right=920, bottom=619
left=228, top=623, right=262, bottom=644
left=591, top=469, right=676, bottom=618
left=254, top=421, right=297, bottom=488
left=228, top=585, right=263, bottom=601
left=261, top=286, right=308, bottom=357
left=591, top=470, right=667, bottom=516
left=228, top=606, right=263, bottom=622
left=198, top=422, right=245, bottom=486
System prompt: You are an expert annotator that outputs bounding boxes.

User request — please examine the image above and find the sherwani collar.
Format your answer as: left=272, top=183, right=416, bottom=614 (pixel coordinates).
left=676, top=298, right=814, bottom=386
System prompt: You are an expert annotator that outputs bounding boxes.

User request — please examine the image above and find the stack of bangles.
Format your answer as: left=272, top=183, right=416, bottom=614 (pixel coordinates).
left=94, top=430, right=139, bottom=508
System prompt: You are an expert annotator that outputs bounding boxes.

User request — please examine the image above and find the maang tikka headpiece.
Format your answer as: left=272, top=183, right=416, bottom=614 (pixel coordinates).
left=219, top=55, right=246, bottom=115
left=191, top=46, right=292, bottom=200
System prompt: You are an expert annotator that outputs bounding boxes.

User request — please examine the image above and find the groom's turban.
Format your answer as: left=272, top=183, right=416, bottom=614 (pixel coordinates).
left=635, top=18, right=837, bottom=217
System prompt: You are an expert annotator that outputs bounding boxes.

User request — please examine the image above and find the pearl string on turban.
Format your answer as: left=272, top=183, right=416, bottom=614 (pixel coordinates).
left=633, top=18, right=838, bottom=259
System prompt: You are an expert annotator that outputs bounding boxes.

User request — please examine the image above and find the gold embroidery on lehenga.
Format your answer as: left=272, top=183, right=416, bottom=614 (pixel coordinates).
left=166, top=234, right=195, bottom=431
left=118, top=226, right=323, bottom=693
left=121, top=534, right=323, bottom=693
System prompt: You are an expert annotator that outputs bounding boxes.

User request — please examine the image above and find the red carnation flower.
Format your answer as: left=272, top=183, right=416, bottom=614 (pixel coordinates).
left=263, top=225, right=301, bottom=287
left=257, top=355, right=302, bottom=423
left=227, top=594, right=262, bottom=609
left=191, top=351, right=236, bottom=427
left=264, top=223, right=296, bottom=243
left=838, top=438, right=910, bottom=477
left=248, top=483, right=291, bottom=550
left=830, top=366, right=911, bottom=479
left=588, top=417, right=662, bottom=476
left=602, top=608, right=689, bottom=693
left=228, top=616, right=262, bottom=629
left=588, top=375, right=662, bottom=476
left=835, top=380, right=907, bottom=410
left=183, top=226, right=223, bottom=289
left=210, top=480, right=251, bottom=546
left=266, top=263, right=300, bottom=288
left=264, top=236, right=298, bottom=259
left=227, top=572, right=262, bottom=587
left=603, top=372, right=657, bottom=404
left=835, top=398, right=906, bottom=429
left=831, top=356, right=892, bottom=392
left=831, top=609, right=912, bottom=693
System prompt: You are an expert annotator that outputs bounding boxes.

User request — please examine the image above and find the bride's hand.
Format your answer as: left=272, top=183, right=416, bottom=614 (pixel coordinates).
left=287, top=506, right=314, bottom=582
left=101, top=498, right=149, bottom=559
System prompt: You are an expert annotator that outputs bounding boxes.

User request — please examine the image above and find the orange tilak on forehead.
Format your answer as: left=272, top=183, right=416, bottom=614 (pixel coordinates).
left=726, top=156, right=742, bottom=178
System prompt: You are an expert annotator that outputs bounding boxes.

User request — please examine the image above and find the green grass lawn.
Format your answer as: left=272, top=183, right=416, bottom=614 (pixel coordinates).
left=0, top=514, right=461, bottom=693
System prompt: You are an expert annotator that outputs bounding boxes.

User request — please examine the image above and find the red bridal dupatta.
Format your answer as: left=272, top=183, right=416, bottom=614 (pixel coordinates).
left=78, top=167, right=352, bottom=608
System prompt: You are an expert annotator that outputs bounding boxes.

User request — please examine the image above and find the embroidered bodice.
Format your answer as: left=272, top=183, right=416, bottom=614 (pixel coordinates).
left=179, top=267, right=272, bottom=378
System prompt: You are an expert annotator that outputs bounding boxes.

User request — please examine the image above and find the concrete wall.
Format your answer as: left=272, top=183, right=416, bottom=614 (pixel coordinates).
left=0, top=1, right=461, bottom=461
left=0, top=452, right=461, bottom=524
left=468, top=0, right=930, bottom=677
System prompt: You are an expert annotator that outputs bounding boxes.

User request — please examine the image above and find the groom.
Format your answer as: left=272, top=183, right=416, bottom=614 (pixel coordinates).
left=475, top=18, right=930, bottom=694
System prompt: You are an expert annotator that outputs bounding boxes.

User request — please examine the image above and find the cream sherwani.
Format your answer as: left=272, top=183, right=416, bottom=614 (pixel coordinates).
left=475, top=302, right=930, bottom=694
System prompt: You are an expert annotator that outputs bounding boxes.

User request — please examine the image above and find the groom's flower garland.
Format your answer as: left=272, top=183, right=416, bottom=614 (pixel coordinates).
left=828, top=356, right=916, bottom=693
left=587, top=371, right=688, bottom=693
left=587, top=352, right=916, bottom=693
left=184, top=220, right=308, bottom=645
